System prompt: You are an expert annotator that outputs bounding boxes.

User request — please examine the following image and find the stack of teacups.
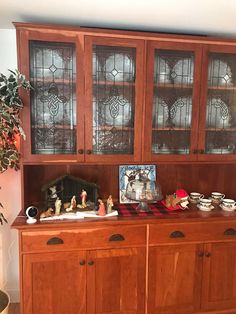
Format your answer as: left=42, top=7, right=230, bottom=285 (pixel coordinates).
left=198, top=198, right=213, bottom=211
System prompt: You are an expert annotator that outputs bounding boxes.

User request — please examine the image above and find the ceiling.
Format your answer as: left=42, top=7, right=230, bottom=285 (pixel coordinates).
left=1, top=0, right=236, bottom=38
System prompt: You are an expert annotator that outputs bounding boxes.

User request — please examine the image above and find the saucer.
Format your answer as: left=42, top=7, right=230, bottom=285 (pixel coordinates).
left=197, top=204, right=214, bottom=212
left=220, top=204, right=236, bottom=212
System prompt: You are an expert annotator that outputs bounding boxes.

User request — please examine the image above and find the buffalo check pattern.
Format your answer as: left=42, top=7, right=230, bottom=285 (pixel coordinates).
left=115, top=202, right=183, bottom=217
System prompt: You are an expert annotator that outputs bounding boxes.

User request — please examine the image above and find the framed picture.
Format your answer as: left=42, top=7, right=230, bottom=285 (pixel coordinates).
left=119, top=165, right=156, bottom=203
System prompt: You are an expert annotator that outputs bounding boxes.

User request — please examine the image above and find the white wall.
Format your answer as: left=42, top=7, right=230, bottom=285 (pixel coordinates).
left=0, top=29, right=21, bottom=302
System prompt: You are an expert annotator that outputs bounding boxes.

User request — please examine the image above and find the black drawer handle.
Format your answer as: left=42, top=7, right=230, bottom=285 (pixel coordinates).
left=170, top=231, right=185, bottom=238
left=224, top=228, right=236, bottom=236
left=47, top=237, right=64, bottom=245
left=109, top=234, right=125, bottom=241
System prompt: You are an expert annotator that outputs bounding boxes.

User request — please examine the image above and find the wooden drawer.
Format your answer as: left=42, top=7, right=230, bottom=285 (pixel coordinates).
left=21, top=225, right=147, bottom=252
left=149, top=221, right=236, bottom=245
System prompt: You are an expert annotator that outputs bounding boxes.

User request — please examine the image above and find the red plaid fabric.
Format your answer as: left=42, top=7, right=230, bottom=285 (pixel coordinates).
left=115, top=202, right=183, bottom=217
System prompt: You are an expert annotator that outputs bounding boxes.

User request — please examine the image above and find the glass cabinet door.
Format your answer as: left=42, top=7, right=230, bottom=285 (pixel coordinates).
left=144, top=42, right=202, bottom=161
left=203, top=51, right=236, bottom=157
left=30, top=41, right=77, bottom=155
left=84, top=37, right=144, bottom=162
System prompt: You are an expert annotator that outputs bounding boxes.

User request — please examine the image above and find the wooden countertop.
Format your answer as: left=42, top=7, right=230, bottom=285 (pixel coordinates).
left=11, top=204, right=236, bottom=231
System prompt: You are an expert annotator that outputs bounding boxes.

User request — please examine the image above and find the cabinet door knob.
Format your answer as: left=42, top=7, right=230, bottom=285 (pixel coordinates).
left=192, top=149, right=198, bottom=154
left=47, top=237, right=64, bottom=245
left=199, top=149, right=204, bottom=154
left=224, top=228, right=236, bottom=235
left=197, top=251, right=204, bottom=257
left=79, top=260, right=86, bottom=266
left=109, top=234, right=125, bottom=241
left=86, top=149, right=92, bottom=155
left=87, top=260, right=94, bottom=266
left=78, top=149, right=84, bottom=154
left=205, top=252, right=211, bottom=257
left=169, top=230, right=185, bottom=238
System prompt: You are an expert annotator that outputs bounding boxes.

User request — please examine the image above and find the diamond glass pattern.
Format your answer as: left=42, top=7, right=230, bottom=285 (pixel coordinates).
left=152, top=49, right=194, bottom=154
left=30, top=41, right=76, bottom=154
left=92, top=45, right=136, bottom=154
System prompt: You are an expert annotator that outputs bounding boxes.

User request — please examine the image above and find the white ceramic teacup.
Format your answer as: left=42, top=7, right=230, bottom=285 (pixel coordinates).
left=189, top=192, right=204, bottom=203
left=222, top=199, right=236, bottom=208
left=199, top=198, right=212, bottom=208
left=211, top=192, right=225, bottom=202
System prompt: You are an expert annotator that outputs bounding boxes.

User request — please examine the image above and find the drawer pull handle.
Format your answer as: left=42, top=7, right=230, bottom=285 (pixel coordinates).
left=79, top=260, right=86, bottom=266
left=88, top=260, right=94, bottom=266
left=109, top=234, right=125, bottom=241
left=47, top=237, right=64, bottom=245
left=170, top=231, right=185, bottom=238
left=224, top=228, right=236, bottom=236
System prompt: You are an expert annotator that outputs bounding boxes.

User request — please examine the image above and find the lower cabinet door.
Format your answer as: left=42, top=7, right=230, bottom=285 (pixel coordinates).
left=201, top=242, right=236, bottom=312
left=86, top=247, right=146, bottom=314
left=22, top=251, right=87, bottom=314
left=148, top=244, right=203, bottom=314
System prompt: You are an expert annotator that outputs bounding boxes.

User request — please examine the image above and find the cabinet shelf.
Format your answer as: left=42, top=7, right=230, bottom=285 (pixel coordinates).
left=153, top=83, right=193, bottom=89
left=208, top=85, right=236, bottom=91
left=31, top=125, right=75, bottom=130
left=206, top=128, right=236, bottom=132
left=30, top=78, right=75, bottom=85
left=152, top=128, right=191, bottom=131
left=93, top=80, right=135, bottom=86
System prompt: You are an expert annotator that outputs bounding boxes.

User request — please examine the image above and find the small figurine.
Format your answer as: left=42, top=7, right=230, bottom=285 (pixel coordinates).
left=40, top=208, right=54, bottom=219
left=55, top=197, right=62, bottom=215
left=98, top=198, right=106, bottom=216
left=80, top=189, right=87, bottom=208
left=106, top=195, right=114, bottom=214
left=66, top=195, right=77, bottom=212
left=49, top=185, right=57, bottom=199
left=71, top=195, right=77, bottom=209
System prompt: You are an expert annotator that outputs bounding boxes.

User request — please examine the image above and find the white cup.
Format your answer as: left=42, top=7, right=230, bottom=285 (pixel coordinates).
left=222, top=199, right=236, bottom=208
left=200, top=198, right=212, bottom=208
left=189, top=192, right=204, bottom=203
left=211, top=192, right=225, bottom=202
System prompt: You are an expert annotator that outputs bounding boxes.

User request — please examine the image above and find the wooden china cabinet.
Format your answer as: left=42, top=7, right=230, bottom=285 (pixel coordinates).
left=13, top=22, right=236, bottom=314
left=17, top=25, right=144, bottom=163
left=16, top=23, right=236, bottom=164
left=143, top=41, right=236, bottom=162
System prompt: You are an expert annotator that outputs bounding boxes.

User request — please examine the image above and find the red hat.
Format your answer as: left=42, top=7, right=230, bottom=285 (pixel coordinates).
left=175, top=189, right=188, bottom=198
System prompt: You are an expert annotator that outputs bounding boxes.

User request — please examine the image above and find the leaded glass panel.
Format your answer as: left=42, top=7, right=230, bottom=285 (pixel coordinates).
left=152, top=49, right=194, bottom=154
left=30, top=41, right=76, bottom=154
left=205, top=53, right=236, bottom=154
left=92, top=45, right=135, bottom=154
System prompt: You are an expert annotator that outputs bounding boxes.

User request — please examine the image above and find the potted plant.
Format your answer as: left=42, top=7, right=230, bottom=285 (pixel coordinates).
left=0, top=69, right=31, bottom=313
